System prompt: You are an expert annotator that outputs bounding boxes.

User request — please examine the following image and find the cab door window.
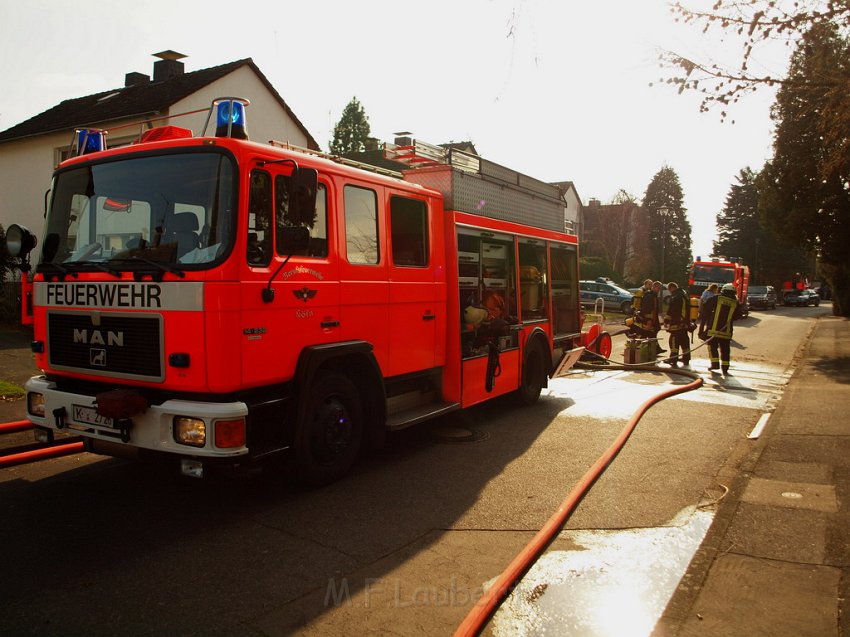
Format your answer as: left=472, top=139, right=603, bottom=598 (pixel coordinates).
left=247, top=169, right=272, bottom=266
left=275, top=174, right=328, bottom=257
left=389, top=195, right=428, bottom=267
left=344, top=185, right=379, bottom=264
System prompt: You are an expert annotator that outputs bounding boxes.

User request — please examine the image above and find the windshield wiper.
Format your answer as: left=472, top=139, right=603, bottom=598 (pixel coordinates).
left=84, top=261, right=122, bottom=278
left=37, top=262, right=78, bottom=280
left=127, top=255, right=186, bottom=278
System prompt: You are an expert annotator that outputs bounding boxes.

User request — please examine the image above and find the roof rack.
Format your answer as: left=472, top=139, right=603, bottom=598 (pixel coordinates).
left=267, top=140, right=403, bottom=179
left=384, top=139, right=481, bottom=173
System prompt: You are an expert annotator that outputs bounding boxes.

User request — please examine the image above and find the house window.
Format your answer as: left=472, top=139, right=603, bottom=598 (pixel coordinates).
left=55, top=135, right=136, bottom=165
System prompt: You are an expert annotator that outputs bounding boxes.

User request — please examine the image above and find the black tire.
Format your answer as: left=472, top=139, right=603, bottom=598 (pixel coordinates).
left=515, top=343, right=546, bottom=406
left=295, top=371, right=363, bottom=486
left=620, top=301, right=632, bottom=314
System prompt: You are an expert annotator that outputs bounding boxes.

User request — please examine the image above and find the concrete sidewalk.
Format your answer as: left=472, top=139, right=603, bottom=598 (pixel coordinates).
left=654, top=315, right=850, bottom=637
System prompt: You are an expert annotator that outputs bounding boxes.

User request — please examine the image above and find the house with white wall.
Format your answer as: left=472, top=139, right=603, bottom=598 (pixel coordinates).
left=551, top=181, right=583, bottom=236
left=0, top=51, right=318, bottom=244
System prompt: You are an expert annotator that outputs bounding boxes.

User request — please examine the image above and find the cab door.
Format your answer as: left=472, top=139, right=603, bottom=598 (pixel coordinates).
left=338, top=182, right=390, bottom=371
left=386, top=193, right=438, bottom=376
left=240, top=168, right=340, bottom=388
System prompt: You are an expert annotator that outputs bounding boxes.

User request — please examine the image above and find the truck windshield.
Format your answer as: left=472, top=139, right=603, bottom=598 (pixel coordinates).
left=692, top=265, right=735, bottom=283
left=41, top=151, right=236, bottom=270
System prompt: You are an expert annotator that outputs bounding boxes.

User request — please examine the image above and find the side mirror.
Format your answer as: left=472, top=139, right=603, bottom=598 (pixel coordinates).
left=5, top=224, right=37, bottom=259
left=279, top=226, right=310, bottom=253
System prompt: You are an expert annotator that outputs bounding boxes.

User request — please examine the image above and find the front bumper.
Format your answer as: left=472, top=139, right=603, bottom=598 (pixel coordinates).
left=24, top=376, right=249, bottom=459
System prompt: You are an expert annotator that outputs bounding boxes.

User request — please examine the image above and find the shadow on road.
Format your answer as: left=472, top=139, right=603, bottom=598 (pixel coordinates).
left=0, top=393, right=572, bottom=635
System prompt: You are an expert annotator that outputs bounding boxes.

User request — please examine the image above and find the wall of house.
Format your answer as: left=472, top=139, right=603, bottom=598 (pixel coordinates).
left=562, top=188, right=581, bottom=235
left=167, top=66, right=312, bottom=148
left=0, top=131, right=66, bottom=244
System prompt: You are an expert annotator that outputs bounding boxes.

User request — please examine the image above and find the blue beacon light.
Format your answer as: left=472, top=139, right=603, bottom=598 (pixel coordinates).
left=215, top=100, right=248, bottom=139
left=76, top=129, right=105, bottom=155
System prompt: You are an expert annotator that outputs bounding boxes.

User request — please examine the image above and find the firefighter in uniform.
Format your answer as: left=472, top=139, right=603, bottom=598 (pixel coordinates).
left=699, top=283, right=744, bottom=374
left=626, top=280, right=665, bottom=352
left=664, top=282, right=692, bottom=367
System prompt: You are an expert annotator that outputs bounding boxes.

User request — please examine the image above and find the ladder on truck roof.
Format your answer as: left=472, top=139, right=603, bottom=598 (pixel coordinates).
left=383, top=137, right=567, bottom=233
left=268, top=140, right=404, bottom=179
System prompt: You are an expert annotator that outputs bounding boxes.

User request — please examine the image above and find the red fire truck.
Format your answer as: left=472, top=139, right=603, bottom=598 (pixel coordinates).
left=7, top=98, right=592, bottom=483
left=688, top=256, right=750, bottom=316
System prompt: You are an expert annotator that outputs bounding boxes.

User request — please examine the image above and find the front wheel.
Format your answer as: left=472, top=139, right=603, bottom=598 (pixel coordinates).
left=620, top=301, right=632, bottom=314
left=295, top=371, right=364, bottom=486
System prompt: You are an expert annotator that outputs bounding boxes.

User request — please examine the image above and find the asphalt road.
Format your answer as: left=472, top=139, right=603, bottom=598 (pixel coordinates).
left=0, top=304, right=827, bottom=636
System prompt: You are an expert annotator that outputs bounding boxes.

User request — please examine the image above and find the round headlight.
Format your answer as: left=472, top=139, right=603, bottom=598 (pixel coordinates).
left=5, top=224, right=37, bottom=258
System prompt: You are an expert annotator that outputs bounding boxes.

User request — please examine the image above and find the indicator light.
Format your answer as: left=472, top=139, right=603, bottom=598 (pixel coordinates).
left=214, top=419, right=246, bottom=449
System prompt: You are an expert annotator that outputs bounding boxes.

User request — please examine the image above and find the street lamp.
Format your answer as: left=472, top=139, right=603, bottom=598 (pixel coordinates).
left=658, top=206, right=669, bottom=282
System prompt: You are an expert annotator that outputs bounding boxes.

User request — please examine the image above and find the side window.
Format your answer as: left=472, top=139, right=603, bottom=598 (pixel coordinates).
left=551, top=243, right=578, bottom=336
left=390, top=195, right=428, bottom=267
left=275, top=175, right=328, bottom=258
left=518, top=240, right=548, bottom=320
left=344, top=185, right=379, bottom=265
left=247, top=170, right=272, bottom=267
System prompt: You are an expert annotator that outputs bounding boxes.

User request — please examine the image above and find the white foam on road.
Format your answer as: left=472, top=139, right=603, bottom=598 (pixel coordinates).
left=546, top=357, right=791, bottom=417
left=491, top=507, right=714, bottom=637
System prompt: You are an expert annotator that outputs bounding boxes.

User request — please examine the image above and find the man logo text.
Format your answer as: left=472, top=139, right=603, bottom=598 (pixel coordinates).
left=74, top=329, right=124, bottom=347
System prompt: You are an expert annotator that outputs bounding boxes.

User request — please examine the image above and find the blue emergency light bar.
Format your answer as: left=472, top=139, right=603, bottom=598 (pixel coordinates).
left=75, top=129, right=106, bottom=155
left=215, top=99, right=249, bottom=140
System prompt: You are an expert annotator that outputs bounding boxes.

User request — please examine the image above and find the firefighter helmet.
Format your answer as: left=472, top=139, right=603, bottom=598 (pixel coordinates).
left=721, top=283, right=737, bottom=296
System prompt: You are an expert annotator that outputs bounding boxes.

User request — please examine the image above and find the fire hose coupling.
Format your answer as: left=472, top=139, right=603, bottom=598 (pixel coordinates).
left=53, top=406, right=67, bottom=429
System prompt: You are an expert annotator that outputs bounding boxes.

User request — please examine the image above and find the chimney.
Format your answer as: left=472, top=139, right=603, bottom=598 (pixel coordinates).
left=125, top=72, right=150, bottom=87
left=394, top=131, right=413, bottom=147
left=152, top=50, right=187, bottom=82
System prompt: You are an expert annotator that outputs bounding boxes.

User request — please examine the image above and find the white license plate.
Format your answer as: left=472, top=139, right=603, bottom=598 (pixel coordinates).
left=72, top=404, right=115, bottom=428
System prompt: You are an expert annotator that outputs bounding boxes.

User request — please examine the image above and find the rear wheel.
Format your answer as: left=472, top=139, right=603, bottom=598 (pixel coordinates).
left=295, top=371, right=363, bottom=486
left=515, top=343, right=546, bottom=406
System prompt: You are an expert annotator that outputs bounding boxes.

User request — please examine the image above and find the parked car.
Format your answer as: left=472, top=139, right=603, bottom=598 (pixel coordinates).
left=748, top=285, right=777, bottom=310
left=580, top=280, right=634, bottom=313
left=783, top=289, right=820, bottom=307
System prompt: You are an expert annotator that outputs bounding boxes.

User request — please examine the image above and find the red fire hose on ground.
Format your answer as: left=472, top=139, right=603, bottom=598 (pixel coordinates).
left=454, top=361, right=704, bottom=637
left=0, top=420, right=34, bottom=435
left=0, top=419, right=85, bottom=468
left=0, top=441, right=85, bottom=468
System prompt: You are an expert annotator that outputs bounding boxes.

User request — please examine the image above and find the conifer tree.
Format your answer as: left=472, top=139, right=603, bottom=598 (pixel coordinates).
left=642, top=166, right=692, bottom=284
left=330, top=97, right=371, bottom=155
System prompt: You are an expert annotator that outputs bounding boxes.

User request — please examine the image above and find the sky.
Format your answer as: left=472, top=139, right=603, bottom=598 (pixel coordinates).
left=0, top=0, right=788, bottom=260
